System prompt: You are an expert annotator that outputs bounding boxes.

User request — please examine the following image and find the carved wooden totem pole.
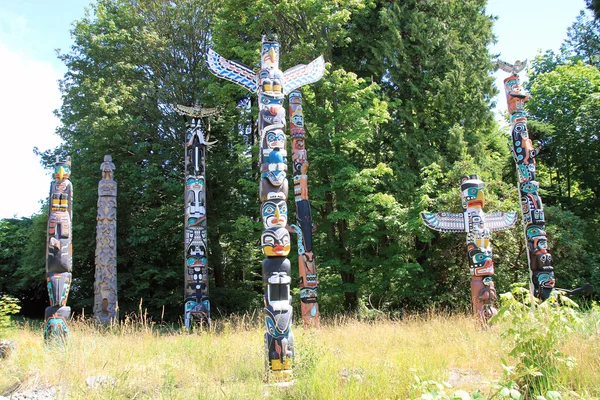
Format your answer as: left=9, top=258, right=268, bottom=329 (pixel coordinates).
left=94, top=155, right=118, bottom=324
left=498, top=60, right=593, bottom=299
left=45, top=156, right=73, bottom=341
left=207, top=35, right=324, bottom=380
left=173, top=104, right=218, bottom=328
left=421, top=175, right=517, bottom=322
left=498, top=60, right=556, bottom=300
left=288, top=90, right=320, bottom=327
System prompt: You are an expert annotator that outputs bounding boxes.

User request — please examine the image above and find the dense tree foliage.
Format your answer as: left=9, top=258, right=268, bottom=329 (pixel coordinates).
left=4, top=0, right=598, bottom=320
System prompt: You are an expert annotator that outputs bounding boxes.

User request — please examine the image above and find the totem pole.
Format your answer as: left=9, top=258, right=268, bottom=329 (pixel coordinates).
left=498, top=60, right=593, bottom=300
left=207, top=36, right=324, bottom=380
left=421, top=175, right=518, bottom=322
left=45, top=156, right=73, bottom=341
left=94, top=155, right=118, bottom=324
left=288, top=90, right=319, bottom=326
left=172, top=104, right=219, bottom=328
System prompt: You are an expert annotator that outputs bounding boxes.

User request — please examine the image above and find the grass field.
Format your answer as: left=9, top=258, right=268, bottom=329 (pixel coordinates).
left=0, top=308, right=599, bottom=399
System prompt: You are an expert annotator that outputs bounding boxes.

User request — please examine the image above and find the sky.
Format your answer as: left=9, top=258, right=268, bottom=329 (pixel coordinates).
left=0, top=0, right=592, bottom=219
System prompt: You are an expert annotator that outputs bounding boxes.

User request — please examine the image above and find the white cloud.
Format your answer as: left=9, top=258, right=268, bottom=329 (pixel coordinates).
left=0, top=43, right=63, bottom=219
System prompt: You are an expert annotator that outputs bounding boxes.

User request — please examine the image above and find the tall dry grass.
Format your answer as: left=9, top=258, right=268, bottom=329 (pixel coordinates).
left=0, top=309, right=598, bottom=399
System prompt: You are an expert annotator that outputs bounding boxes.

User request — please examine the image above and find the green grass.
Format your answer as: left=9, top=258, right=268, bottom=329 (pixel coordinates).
left=0, top=310, right=598, bottom=399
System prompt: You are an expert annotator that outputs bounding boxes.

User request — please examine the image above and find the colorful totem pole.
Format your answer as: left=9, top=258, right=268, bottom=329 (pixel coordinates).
left=206, top=35, right=324, bottom=380
left=288, top=90, right=319, bottom=326
left=421, top=175, right=518, bottom=321
left=498, top=60, right=556, bottom=300
left=94, top=155, right=118, bottom=324
left=498, top=60, right=593, bottom=300
left=45, top=156, right=73, bottom=341
left=173, top=104, right=219, bottom=328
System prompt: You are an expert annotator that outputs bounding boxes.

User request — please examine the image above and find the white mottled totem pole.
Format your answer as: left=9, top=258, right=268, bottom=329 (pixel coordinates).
left=44, top=156, right=73, bottom=341
left=421, top=175, right=517, bottom=322
left=94, top=155, right=118, bottom=324
left=207, top=35, right=324, bottom=380
left=173, top=104, right=218, bottom=328
left=498, top=60, right=593, bottom=300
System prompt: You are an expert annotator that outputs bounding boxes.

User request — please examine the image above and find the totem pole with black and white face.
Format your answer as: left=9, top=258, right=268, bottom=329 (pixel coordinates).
left=45, top=156, right=73, bottom=341
left=206, top=35, right=324, bottom=381
left=421, top=175, right=518, bottom=322
left=173, top=104, right=219, bottom=328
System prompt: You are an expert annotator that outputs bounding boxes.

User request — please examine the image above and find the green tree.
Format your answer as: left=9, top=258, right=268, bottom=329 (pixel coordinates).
left=50, top=0, right=263, bottom=318
left=527, top=62, right=600, bottom=204
left=563, top=10, right=600, bottom=68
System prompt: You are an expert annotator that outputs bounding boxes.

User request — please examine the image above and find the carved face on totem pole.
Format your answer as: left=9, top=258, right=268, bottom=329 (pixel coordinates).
left=54, top=157, right=71, bottom=181
left=460, top=175, right=485, bottom=210
left=261, top=227, right=291, bottom=257
left=261, top=200, right=288, bottom=228
left=262, top=130, right=286, bottom=161
left=261, top=150, right=287, bottom=186
left=504, top=76, right=531, bottom=117
left=261, top=40, right=280, bottom=71
left=468, top=244, right=494, bottom=275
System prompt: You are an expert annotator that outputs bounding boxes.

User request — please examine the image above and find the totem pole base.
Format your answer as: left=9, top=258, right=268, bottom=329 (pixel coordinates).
left=470, top=276, right=498, bottom=325
left=43, top=306, right=70, bottom=343
left=265, top=370, right=294, bottom=385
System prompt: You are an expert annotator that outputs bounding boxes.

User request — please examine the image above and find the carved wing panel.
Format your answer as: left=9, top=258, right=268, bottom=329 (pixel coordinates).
left=486, top=211, right=518, bottom=231
left=206, top=48, right=258, bottom=93
left=283, top=56, right=326, bottom=95
left=420, top=212, right=466, bottom=233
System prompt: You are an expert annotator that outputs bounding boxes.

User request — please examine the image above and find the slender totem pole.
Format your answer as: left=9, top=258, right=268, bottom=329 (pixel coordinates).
left=173, top=104, right=219, bottom=328
left=498, top=60, right=593, bottom=300
left=94, top=155, right=118, bottom=324
left=498, top=60, right=556, bottom=300
left=288, top=90, right=320, bottom=326
left=421, top=175, right=518, bottom=322
left=206, top=36, right=324, bottom=380
left=45, top=156, right=73, bottom=341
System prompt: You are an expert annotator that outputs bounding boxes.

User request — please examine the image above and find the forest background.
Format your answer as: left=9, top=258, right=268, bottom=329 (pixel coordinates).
left=1, top=0, right=599, bottom=321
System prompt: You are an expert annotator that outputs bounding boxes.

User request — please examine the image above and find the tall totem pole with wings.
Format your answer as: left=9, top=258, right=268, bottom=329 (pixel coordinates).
left=172, top=104, right=219, bottom=328
left=498, top=60, right=592, bottom=300
left=421, top=175, right=517, bottom=322
left=206, top=36, right=324, bottom=380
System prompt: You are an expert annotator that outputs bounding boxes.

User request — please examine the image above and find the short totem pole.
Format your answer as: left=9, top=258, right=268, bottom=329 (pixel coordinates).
left=498, top=60, right=592, bottom=300
left=94, top=155, right=118, bottom=324
left=173, top=104, right=219, bottom=328
left=45, top=156, right=73, bottom=341
left=421, top=175, right=518, bottom=321
left=207, top=35, right=324, bottom=380
left=288, top=90, right=319, bottom=327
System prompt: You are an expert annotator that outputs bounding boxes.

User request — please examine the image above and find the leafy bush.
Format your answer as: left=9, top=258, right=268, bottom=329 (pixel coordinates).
left=0, top=294, right=21, bottom=330
left=492, top=285, right=582, bottom=397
